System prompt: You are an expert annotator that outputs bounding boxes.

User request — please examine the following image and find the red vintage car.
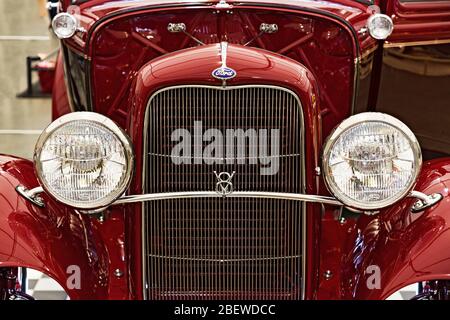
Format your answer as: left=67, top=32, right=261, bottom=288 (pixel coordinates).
left=1, top=0, right=450, bottom=300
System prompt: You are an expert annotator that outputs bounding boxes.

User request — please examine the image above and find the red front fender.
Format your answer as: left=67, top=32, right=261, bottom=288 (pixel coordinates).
left=0, top=155, right=113, bottom=299
left=345, top=158, right=450, bottom=299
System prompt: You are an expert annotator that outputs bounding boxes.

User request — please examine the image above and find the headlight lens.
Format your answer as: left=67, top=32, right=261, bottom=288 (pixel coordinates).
left=34, top=112, right=134, bottom=209
left=52, top=13, right=78, bottom=39
left=367, top=13, right=394, bottom=40
left=323, top=113, right=421, bottom=210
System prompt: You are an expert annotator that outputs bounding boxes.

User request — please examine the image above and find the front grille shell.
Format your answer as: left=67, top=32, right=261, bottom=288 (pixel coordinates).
left=142, top=85, right=306, bottom=300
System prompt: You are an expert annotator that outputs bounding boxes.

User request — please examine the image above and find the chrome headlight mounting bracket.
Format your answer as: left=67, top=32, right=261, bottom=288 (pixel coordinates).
left=16, top=186, right=45, bottom=208
left=410, top=191, right=443, bottom=213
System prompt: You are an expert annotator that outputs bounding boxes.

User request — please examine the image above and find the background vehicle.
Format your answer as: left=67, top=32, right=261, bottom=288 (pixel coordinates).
left=1, top=0, right=450, bottom=300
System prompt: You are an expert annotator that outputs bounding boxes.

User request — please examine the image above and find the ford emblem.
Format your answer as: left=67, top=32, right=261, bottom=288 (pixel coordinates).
left=212, top=67, right=237, bottom=80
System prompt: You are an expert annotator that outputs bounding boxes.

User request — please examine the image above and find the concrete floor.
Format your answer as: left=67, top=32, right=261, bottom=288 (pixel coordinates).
left=0, top=0, right=56, bottom=159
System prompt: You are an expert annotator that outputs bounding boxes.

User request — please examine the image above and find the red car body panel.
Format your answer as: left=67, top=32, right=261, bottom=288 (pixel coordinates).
left=307, top=159, right=450, bottom=300
left=83, top=3, right=369, bottom=132
left=3, top=157, right=450, bottom=300
left=344, top=159, right=450, bottom=299
left=126, top=43, right=323, bottom=298
left=61, top=0, right=374, bottom=55
left=2, top=0, right=450, bottom=300
left=386, top=1, right=450, bottom=43
left=51, top=53, right=71, bottom=120
left=0, top=155, right=130, bottom=299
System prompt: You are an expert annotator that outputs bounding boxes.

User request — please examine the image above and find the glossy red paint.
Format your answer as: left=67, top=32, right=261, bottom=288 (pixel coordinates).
left=6, top=0, right=450, bottom=300
left=315, top=208, right=359, bottom=299
left=60, top=0, right=373, bottom=52
left=313, top=158, right=450, bottom=300
left=51, top=53, right=71, bottom=120
left=85, top=3, right=368, bottom=137
left=340, top=158, right=450, bottom=299
left=386, top=0, right=450, bottom=43
left=64, top=5, right=372, bottom=300
left=0, top=155, right=129, bottom=299
left=125, top=43, right=324, bottom=299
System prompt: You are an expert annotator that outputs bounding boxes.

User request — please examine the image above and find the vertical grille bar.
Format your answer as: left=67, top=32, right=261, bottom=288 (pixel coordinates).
left=143, top=85, right=304, bottom=300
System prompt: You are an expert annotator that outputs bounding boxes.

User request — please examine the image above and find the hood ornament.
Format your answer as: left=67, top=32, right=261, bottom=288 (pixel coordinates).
left=214, top=171, right=235, bottom=197
left=212, top=42, right=236, bottom=86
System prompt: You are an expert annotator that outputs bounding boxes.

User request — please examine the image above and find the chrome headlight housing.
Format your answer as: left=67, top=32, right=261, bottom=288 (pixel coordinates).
left=52, top=13, right=78, bottom=39
left=34, top=112, right=134, bottom=209
left=367, top=13, right=394, bottom=40
left=323, top=113, right=421, bottom=210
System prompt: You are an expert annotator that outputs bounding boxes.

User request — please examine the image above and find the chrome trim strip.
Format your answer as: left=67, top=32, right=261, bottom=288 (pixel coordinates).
left=116, top=191, right=342, bottom=206
left=19, top=267, right=27, bottom=293
left=220, top=41, right=228, bottom=68
left=355, top=44, right=378, bottom=64
left=147, top=152, right=302, bottom=160
left=351, top=56, right=359, bottom=115
left=21, top=186, right=437, bottom=213
left=212, top=42, right=237, bottom=85
left=384, top=38, right=450, bottom=48
left=148, top=254, right=301, bottom=263
left=141, top=84, right=306, bottom=300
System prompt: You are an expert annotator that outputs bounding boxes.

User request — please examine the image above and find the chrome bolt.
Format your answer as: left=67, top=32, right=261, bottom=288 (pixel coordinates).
left=324, top=270, right=333, bottom=280
left=364, top=210, right=380, bottom=216
left=96, top=212, right=105, bottom=223
left=358, top=27, right=368, bottom=35
left=315, top=167, right=321, bottom=176
left=114, top=269, right=124, bottom=278
left=340, top=217, right=346, bottom=225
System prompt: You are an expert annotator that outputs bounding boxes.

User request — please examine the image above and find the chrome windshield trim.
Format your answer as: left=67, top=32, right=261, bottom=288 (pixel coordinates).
left=114, top=191, right=342, bottom=206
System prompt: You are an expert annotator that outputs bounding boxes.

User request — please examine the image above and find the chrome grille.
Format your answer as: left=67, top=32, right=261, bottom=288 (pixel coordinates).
left=143, top=85, right=304, bottom=300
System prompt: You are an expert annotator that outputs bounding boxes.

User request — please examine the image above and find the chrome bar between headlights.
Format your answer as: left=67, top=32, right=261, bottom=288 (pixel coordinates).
left=16, top=185, right=442, bottom=213
left=113, top=191, right=343, bottom=206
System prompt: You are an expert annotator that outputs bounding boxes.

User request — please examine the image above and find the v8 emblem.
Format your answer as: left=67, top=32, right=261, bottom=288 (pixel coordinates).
left=214, top=171, right=236, bottom=197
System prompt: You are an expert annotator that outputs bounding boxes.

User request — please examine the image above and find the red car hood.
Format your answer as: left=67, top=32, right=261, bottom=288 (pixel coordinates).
left=65, top=0, right=372, bottom=33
